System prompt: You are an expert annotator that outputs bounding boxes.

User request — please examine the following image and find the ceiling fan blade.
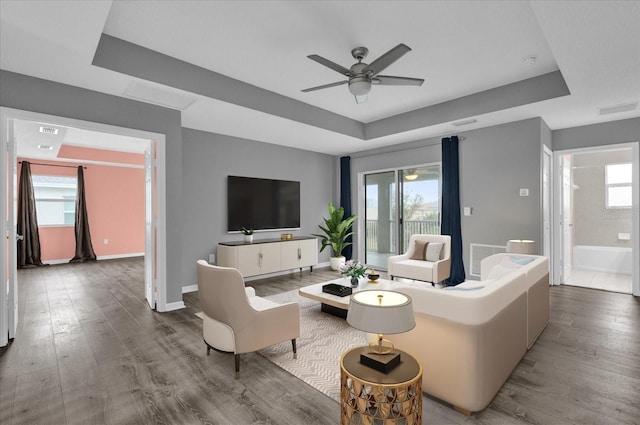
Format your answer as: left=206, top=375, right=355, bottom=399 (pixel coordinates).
left=362, top=43, right=412, bottom=76
left=307, top=55, right=352, bottom=76
left=373, top=75, right=424, bottom=86
left=301, top=80, right=348, bottom=92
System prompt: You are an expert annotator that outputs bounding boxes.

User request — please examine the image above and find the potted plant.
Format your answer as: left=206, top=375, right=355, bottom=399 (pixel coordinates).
left=312, top=203, right=356, bottom=270
left=241, top=227, right=254, bottom=243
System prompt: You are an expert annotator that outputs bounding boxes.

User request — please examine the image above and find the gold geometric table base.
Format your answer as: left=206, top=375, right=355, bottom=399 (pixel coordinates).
left=340, top=347, right=423, bottom=425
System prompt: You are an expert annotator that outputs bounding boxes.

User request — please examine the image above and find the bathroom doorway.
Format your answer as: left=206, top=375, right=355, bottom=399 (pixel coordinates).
left=556, top=144, right=638, bottom=294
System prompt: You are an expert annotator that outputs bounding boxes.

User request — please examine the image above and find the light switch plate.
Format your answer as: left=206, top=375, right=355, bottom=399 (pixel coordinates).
left=519, top=188, right=529, bottom=197
left=463, top=207, right=472, bottom=216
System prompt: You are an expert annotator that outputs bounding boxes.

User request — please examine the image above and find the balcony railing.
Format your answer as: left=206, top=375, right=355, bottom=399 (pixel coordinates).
left=366, top=219, right=440, bottom=252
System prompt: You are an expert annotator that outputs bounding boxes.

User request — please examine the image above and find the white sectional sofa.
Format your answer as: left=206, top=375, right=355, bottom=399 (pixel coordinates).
left=386, top=253, right=549, bottom=415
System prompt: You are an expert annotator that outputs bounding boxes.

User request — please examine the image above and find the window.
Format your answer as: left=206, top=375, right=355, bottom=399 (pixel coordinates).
left=605, top=163, right=632, bottom=208
left=32, top=175, right=77, bottom=226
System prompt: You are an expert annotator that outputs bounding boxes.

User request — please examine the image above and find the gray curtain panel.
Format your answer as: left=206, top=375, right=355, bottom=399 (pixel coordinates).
left=17, top=161, right=44, bottom=268
left=70, top=166, right=97, bottom=263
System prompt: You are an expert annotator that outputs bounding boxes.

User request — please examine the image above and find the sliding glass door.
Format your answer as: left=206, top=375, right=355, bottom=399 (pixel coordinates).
left=364, top=171, right=397, bottom=269
left=364, top=165, right=441, bottom=270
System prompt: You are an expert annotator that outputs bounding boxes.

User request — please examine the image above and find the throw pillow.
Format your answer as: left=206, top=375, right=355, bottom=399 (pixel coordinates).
left=410, top=240, right=429, bottom=260
left=425, top=242, right=443, bottom=262
left=510, top=256, right=535, bottom=265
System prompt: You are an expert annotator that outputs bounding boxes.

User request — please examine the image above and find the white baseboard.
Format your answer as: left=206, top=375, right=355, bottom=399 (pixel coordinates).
left=46, top=258, right=72, bottom=265
left=163, top=301, right=186, bottom=312
left=182, top=284, right=198, bottom=294
left=43, top=252, right=144, bottom=265
left=98, top=252, right=144, bottom=260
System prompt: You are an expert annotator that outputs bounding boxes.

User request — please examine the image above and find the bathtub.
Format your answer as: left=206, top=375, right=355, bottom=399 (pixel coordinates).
left=573, top=245, right=633, bottom=274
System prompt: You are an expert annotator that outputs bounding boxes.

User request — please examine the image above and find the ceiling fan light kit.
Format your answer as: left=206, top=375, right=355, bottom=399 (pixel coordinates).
left=303, top=43, right=424, bottom=104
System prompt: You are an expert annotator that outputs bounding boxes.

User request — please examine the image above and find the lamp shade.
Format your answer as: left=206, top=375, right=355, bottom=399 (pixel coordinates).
left=506, top=239, right=536, bottom=254
left=347, top=290, right=415, bottom=335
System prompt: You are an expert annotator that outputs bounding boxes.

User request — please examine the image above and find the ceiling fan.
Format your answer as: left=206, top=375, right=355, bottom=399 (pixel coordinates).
left=302, top=43, right=424, bottom=104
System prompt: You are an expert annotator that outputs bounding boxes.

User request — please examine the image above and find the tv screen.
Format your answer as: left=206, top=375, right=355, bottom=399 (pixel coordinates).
left=227, top=176, right=301, bottom=232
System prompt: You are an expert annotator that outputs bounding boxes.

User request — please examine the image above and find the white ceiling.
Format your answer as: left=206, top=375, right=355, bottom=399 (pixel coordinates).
left=1, top=1, right=639, bottom=156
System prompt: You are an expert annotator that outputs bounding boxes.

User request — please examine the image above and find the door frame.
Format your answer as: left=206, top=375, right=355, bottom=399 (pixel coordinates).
left=552, top=142, right=639, bottom=295
left=1, top=107, right=167, bottom=346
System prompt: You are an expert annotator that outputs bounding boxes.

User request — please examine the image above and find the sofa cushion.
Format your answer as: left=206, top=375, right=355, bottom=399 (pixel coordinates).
left=411, top=240, right=429, bottom=260
left=393, top=259, right=434, bottom=279
left=426, top=242, right=443, bottom=261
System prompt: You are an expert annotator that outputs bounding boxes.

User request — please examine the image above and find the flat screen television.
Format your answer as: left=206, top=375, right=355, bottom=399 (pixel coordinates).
left=227, top=176, right=301, bottom=232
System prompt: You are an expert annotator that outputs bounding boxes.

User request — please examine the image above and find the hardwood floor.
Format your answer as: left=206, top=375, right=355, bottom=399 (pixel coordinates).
left=1, top=258, right=638, bottom=424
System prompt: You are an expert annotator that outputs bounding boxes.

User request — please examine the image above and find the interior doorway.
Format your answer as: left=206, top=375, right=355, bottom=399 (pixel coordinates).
left=361, top=164, right=441, bottom=270
left=0, top=107, right=167, bottom=348
left=554, top=143, right=639, bottom=295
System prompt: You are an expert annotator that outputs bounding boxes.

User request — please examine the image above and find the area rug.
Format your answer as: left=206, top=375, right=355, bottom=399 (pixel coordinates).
left=258, top=290, right=366, bottom=402
left=195, top=290, right=366, bottom=401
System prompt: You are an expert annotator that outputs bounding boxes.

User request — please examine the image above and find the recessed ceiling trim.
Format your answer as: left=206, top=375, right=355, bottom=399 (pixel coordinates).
left=93, top=34, right=365, bottom=140
left=365, top=70, right=570, bottom=140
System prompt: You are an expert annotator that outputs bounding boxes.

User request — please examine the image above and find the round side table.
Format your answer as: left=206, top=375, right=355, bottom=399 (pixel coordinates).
left=340, top=346, right=423, bottom=425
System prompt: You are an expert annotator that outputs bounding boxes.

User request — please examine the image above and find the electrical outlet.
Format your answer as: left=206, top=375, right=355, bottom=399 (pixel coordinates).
left=103, top=238, right=109, bottom=245
left=519, top=188, right=529, bottom=197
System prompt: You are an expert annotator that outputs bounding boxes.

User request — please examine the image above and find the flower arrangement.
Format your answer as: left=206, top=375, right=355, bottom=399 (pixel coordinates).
left=339, top=260, right=367, bottom=279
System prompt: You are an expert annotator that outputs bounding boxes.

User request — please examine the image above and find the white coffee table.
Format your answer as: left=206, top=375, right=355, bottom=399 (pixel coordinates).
left=299, top=277, right=395, bottom=318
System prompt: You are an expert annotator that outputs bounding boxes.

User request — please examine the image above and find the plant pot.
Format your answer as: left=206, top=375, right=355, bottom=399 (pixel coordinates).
left=244, top=234, right=253, bottom=243
left=330, top=256, right=345, bottom=271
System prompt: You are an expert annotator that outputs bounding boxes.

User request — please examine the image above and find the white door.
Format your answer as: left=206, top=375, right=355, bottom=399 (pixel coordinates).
left=1, top=116, right=19, bottom=346
left=561, top=155, right=573, bottom=283
left=543, top=147, right=552, bottom=259
left=144, top=143, right=156, bottom=309
left=8, top=124, right=18, bottom=339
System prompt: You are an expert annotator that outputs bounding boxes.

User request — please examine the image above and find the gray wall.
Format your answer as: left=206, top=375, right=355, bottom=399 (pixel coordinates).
left=181, top=128, right=336, bottom=286
left=553, top=117, right=640, bottom=151
left=350, top=118, right=545, bottom=277
left=459, top=119, right=543, bottom=270
left=0, top=70, right=184, bottom=305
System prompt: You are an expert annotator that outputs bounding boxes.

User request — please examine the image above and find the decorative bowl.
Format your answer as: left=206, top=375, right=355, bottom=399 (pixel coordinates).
left=367, top=273, right=380, bottom=282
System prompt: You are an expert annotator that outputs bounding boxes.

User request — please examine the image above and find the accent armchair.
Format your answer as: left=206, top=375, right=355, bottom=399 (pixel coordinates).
left=388, top=234, right=451, bottom=285
left=196, top=260, right=300, bottom=378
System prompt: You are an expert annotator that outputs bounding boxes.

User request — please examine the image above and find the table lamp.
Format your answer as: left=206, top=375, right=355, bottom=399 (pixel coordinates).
left=347, top=290, right=415, bottom=373
left=506, top=239, right=536, bottom=254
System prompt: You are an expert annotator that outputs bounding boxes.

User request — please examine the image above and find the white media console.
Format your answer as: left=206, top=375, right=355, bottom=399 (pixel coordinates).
left=217, top=236, right=318, bottom=277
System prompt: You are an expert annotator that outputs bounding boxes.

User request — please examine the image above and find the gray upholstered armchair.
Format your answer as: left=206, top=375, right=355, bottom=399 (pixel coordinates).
left=196, top=260, right=300, bottom=378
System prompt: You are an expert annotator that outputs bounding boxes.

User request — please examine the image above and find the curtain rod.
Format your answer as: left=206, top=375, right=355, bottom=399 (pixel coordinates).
left=19, top=161, right=87, bottom=169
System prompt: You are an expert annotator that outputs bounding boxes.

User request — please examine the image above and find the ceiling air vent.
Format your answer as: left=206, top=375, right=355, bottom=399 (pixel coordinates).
left=39, top=126, right=59, bottom=135
left=598, top=102, right=638, bottom=116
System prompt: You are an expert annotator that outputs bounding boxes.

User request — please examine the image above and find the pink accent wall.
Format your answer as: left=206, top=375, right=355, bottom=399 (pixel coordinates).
left=18, top=156, right=145, bottom=262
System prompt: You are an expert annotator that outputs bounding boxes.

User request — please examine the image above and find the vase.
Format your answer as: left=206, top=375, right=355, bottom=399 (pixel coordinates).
left=350, top=276, right=359, bottom=287
left=330, top=256, right=346, bottom=271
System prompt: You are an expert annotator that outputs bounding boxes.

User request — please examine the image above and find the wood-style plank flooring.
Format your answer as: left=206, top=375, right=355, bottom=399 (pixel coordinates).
left=1, top=258, right=639, bottom=424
